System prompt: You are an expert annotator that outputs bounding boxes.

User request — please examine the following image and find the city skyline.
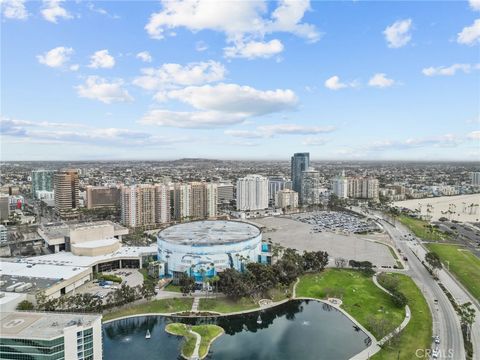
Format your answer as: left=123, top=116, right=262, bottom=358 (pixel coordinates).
left=1, top=0, right=479, bottom=161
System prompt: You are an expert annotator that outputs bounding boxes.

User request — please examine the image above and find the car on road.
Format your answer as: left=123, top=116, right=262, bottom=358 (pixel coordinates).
left=434, top=335, right=440, bottom=344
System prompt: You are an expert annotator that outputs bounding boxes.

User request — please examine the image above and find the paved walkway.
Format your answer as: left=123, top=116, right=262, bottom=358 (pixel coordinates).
left=191, top=297, right=200, bottom=312
left=188, top=330, right=201, bottom=360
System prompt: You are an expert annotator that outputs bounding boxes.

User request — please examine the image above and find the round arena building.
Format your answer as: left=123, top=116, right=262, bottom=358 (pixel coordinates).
left=157, top=220, right=262, bottom=281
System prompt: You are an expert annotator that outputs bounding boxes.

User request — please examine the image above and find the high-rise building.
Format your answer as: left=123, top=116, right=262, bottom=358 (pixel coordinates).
left=236, top=175, right=269, bottom=211
left=275, top=189, right=299, bottom=210
left=291, top=153, right=310, bottom=194
left=173, top=183, right=191, bottom=221
left=268, top=176, right=287, bottom=205
left=31, top=169, right=54, bottom=198
left=155, top=184, right=171, bottom=224
left=0, top=224, right=7, bottom=242
left=205, top=183, right=218, bottom=218
left=472, top=172, right=480, bottom=186
left=121, top=185, right=156, bottom=227
left=0, top=312, right=103, bottom=360
left=347, top=177, right=379, bottom=200
left=331, top=171, right=348, bottom=199
left=54, top=170, right=79, bottom=218
left=301, top=167, right=321, bottom=205
left=191, top=182, right=207, bottom=219
left=0, top=195, right=9, bottom=221
left=217, top=183, right=234, bottom=203
left=86, top=186, right=121, bottom=209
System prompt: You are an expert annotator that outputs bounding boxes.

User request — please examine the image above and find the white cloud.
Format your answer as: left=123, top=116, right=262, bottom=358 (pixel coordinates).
left=167, top=83, right=298, bottom=115
left=225, top=124, right=335, bottom=138
left=37, top=46, right=73, bottom=68
left=88, top=49, right=115, bottom=69
left=302, top=137, right=328, bottom=146
left=86, top=2, right=120, bottom=19
left=136, top=51, right=153, bottom=63
left=41, top=0, right=72, bottom=23
left=76, top=76, right=133, bottom=104
left=470, top=0, right=480, bottom=11
left=145, top=0, right=319, bottom=58
left=368, top=73, right=395, bottom=88
left=457, top=19, right=480, bottom=45
left=224, top=39, right=284, bottom=59
left=195, top=41, right=208, bottom=52
left=422, top=63, right=477, bottom=76
left=468, top=130, right=480, bottom=140
left=70, top=64, right=80, bottom=71
left=383, top=19, right=412, bottom=48
left=367, top=134, right=462, bottom=151
left=133, top=61, right=225, bottom=91
left=140, top=109, right=245, bottom=128
left=1, top=0, right=28, bottom=19
left=324, top=75, right=356, bottom=90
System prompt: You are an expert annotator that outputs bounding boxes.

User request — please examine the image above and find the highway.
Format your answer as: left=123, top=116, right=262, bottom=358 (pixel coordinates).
left=380, top=219, right=466, bottom=360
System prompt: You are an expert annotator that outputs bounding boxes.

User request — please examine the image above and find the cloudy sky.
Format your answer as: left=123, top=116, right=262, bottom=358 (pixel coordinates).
left=1, top=0, right=479, bottom=161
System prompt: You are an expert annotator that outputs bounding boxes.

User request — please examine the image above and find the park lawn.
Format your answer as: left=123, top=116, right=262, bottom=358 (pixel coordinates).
left=397, top=215, right=449, bottom=241
left=165, top=323, right=224, bottom=359
left=199, top=297, right=258, bottom=313
left=164, top=283, right=182, bottom=293
left=426, top=243, right=480, bottom=301
left=103, top=298, right=193, bottom=321
left=371, top=273, right=432, bottom=360
left=296, top=269, right=404, bottom=339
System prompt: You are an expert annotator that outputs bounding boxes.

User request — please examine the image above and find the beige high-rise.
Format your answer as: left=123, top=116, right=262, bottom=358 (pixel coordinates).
left=54, top=170, right=79, bottom=218
left=121, top=185, right=156, bottom=227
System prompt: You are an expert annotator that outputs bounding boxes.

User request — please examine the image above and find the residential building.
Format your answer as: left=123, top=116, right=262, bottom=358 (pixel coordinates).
left=54, top=170, right=79, bottom=219
left=0, top=194, right=9, bottom=221
left=301, top=167, right=321, bottom=206
left=331, top=171, right=348, bottom=199
left=173, top=183, right=191, bottom=221
left=121, top=185, right=156, bottom=227
left=347, top=177, right=379, bottom=200
left=205, top=183, right=218, bottom=218
left=0, top=224, right=7, bottom=242
left=275, top=189, right=299, bottom=210
left=268, top=176, right=288, bottom=205
left=217, top=183, right=234, bottom=203
left=236, top=175, right=269, bottom=211
left=0, top=311, right=103, bottom=360
left=86, top=186, right=121, bottom=209
left=291, top=152, right=310, bottom=194
left=155, top=184, right=171, bottom=224
left=472, top=172, right=480, bottom=186
left=31, top=169, right=54, bottom=198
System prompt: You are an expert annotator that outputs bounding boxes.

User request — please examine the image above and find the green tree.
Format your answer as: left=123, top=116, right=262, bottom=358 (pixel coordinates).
left=459, top=302, right=476, bottom=342
left=16, top=300, right=35, bottom=310
left=178, top=273, right=195, bottom=296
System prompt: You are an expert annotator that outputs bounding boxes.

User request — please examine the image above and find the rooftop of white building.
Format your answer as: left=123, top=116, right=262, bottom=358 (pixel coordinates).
left=0, top=311, right=101, bottom=340
left=158, top=220, right=261, bottom=246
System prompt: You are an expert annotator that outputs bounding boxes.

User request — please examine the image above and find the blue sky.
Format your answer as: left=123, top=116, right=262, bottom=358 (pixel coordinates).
left=1, top=0, right=479, bottom=161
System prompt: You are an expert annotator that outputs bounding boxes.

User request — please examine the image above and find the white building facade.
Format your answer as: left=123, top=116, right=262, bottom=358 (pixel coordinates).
left=236, top=175, right=268, bottom=211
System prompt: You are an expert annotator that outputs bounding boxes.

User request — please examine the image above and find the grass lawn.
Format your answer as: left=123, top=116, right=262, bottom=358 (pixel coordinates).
left=164, top=283, right=182, bottom=293
left=426, top=243, right=480, bottom=301
left=199, top=297, right=258, bottom=313
left=165, top=323, right=224, bottom=359
left=296, top=269, right=404, bottom=339
left=103, top=298, right=193, bottom=321
left=397, top=215, right=450, bottom=241
left=371, top=273, right=432, bottom=360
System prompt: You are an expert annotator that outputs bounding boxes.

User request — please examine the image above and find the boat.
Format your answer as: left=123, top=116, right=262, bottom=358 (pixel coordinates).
left=145, top=330, right=151, bottom=339
left=256, top=315, right=262, bottom=324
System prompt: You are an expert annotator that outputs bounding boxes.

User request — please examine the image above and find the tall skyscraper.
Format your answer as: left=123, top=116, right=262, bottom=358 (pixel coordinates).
left=301, top=167, right=321, bottom=205
left=331, top=171, right=348, bottom=199
left=472, top=172, right=480, bottom=186
left=173, top=183, right=191, bottom=221
left=54, top=170, right=79, bottom=218
left=291, top=153, right=310, bottom=194
left=121, top=185, right=156, bottom=227
left=268, top=176, right=287, bottom=205
left=155, top=184, right=171, bottom=224
left=86, top=186, right=121, bottom=209
left=236, top=175, right=268, bottom=211
left=31, top=170, right=54, bottom=198
left=0, top=195, right=9, bottom=221
left=205, top=183, right=218, bottom=218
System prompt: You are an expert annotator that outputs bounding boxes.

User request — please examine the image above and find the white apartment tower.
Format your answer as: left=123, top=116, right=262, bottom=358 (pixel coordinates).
left=155, top=184, right=171, bottom=224
left=331, top=171, right=348, bottom=199
left=236, top=175, right=269, bottom=211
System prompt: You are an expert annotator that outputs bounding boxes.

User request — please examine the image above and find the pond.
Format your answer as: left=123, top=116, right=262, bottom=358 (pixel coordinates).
left=103, top=299, right=371, bottom=360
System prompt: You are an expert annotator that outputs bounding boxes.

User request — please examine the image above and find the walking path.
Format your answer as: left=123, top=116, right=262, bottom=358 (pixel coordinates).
left=188, top=330, right=201, bottom=360
left=191, top=297, right=200, bottom=312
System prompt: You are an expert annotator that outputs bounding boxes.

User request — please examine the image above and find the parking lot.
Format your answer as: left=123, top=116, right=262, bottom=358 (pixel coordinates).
left=76, top=268, right=145, bottom=300
left=291, top=211, right=379, bottom=234
left=255, top=216, right=396, bottom=268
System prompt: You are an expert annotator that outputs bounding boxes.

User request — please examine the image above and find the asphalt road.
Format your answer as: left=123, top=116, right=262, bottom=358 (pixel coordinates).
left=380, top=219, right=466, bottom=360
